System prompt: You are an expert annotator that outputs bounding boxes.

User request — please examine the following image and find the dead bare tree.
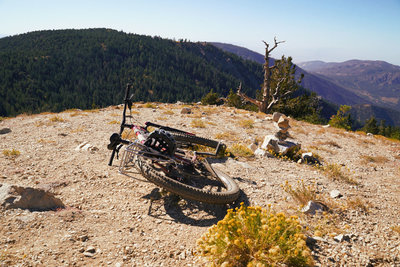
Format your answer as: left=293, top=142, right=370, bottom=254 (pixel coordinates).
left=237, top=37, right=302, bottom=113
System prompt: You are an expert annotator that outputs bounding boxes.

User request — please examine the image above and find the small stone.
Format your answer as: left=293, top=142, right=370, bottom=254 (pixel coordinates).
left=306, top=236, right=329, bottom=245
left=248, top=143, right=258, bottom=152
left=277, top=116, right=290, bottom=129
left=334, top=234, right=351, bottom=242
left=330, top=190, right=343, bottom=199
left=79, top=235, right=89, bottom=242
left=85, top=246, right=96, bottom=253
left=75, top=142, right=88, bottom=151
left=180, top=107, right=192, bottom=114
left=83, top=252, right=94, bottom=257
left=272, top=112, right=283, bottom=122
left=301, top=152, right=321, bottom=165
left=301, top=200, right=326, bottom=215
left=322, top=124, right=330, bottom=128
left=0, top=128, right=12, bottom=135
left=367, top=133, right=373, bottom=136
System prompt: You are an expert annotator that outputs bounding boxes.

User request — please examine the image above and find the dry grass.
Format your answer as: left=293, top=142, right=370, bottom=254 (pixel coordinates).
left=83, top=109, right=100, bottom=113
left=254, top=112, right=266, bottom=119
left=346, top=197, right=370, bottom=213
left=293, top=127, right=307, bottom=135
left=108, top=120, right=120, bottom=125
left=391, top=225, right=400, bottom=235
left=37, top=138, right=56, bottom=144
left=282, top=179, right=318, bottom=207
left=215, top=131, right=238, bottom=142
left=162, top=110, right=174, bottom=115
left=2, top=149, right=21, bottom=158
left=226, top=144, right=254, bottom=158
left=314, top=140, right=342, bottom=148
left=121, top=129, right=136, bottom=140
left=69, top=111, right=88, bottom=117
left=62, top=109, right=81, bottom=113
left=188, top=112, right=203, bottom=119
left=156, top=116, right=167, bottom=121
left=307, top=145, right=337, bottom=155
left=49, top=116, right=66, bottom=123
left=305, top=212, right=343, bottom=238
left=144, top=103, right=156, bottom=109
left=70, top=126, right=86, bottom=133
left=319, top=163, right=357, bottom=185
left=190, top=119, right=206, bottom=128
left=360, top=155, right=388, bottom=165
left=200, top=106, right=219, bottom=115
left=237, top=119, right=254, bottom=129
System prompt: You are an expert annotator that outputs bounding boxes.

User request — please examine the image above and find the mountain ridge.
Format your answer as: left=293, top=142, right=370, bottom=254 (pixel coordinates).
left=212, top=42, right=400, bottom=126
left=298, top=59, right=400, bottom=112
left=0, top=29, right=263, bottom=117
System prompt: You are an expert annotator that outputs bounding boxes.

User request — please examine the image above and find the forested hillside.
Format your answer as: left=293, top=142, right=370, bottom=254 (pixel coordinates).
left=0, top=29, right=263, bottom=116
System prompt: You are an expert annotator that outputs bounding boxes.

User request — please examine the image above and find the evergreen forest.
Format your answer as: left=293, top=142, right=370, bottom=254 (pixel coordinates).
left=0, top=28, right=263, bottom=116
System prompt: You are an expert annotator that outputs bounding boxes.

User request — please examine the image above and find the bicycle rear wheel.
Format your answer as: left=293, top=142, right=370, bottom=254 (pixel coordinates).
left=137, top=156, right=239, bottom=204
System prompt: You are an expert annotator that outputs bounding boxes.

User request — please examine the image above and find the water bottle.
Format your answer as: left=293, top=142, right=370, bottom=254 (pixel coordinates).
left=133, top=126, right=148, bottom=143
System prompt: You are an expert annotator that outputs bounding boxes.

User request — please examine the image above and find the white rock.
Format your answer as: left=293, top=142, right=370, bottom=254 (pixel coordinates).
left=262, top=135, right=300, bottom=155
left=330, top=189, right=343, bottom=198
left=85, top=246, right=96, bottom=253
left=75, top=142, right=88, bottom=151
left=272, top=112, right=284, bottom=122
left=301, top=200, right=325, bottom=215
left=254, top=148, right=267, bottom=157
left=334, top=234, right=350, bottom=242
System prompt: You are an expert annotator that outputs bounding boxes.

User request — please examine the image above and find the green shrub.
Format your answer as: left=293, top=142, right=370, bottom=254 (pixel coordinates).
left=226, top=89, right=243, bottom=109
left=197, top=203, right=314, bottom=266
left=201, top=89, right=220, bottom=105
left=329, top=105, right=352, bottom=130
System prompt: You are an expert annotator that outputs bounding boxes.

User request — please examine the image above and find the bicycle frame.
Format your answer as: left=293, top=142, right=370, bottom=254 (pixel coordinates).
left=107, top=83, right=225, bottom=166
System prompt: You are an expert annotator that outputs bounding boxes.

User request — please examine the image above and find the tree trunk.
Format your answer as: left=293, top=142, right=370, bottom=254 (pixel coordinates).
left=237, top=38, right=284, bottom=113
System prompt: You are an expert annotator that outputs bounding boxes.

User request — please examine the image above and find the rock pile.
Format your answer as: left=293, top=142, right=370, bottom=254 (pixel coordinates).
left=260, top=112, right=301, bottom=155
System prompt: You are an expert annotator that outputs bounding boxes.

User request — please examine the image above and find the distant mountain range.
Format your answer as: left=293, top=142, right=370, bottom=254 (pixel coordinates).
left=212, top=42, right=400, bottom=126
left=298, top=60, right=400, bottom=112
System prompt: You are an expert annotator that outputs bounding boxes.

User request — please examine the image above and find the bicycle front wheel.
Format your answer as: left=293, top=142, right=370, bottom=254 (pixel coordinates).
left=137, top=157, right=239, bottom=204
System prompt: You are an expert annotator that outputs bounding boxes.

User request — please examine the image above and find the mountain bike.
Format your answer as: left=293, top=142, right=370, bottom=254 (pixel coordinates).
left=107, top=83, right=239, bottom=204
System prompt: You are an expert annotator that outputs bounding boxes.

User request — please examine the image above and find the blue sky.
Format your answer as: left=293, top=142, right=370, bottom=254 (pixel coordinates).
left=1, top=0, right=400, bottom=65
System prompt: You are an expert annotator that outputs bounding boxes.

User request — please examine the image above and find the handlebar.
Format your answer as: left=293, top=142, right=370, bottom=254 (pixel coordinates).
left=108, top=83, right=133, bottom=166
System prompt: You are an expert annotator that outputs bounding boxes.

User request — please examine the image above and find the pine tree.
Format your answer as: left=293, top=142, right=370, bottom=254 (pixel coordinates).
left=362, top=117, right=379, bottom=134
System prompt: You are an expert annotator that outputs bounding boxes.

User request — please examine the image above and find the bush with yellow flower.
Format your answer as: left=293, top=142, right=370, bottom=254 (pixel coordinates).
left=196, top=203, right=314, bottom=266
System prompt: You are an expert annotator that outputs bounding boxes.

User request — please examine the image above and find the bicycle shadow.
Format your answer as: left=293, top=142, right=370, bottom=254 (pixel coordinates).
left=143, top=187, right=250, bottom=227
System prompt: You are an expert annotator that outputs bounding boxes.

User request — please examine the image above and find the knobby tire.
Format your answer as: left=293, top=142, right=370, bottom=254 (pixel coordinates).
left=138, top=159, right=239, bottom=204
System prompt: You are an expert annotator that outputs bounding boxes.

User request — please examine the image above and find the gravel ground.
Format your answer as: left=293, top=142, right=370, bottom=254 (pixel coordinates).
left=1, top=103, right=399, bottom=266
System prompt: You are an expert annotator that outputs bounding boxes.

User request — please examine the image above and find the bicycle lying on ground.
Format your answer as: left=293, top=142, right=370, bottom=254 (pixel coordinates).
left=107, top=83, right=239, bottom=204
